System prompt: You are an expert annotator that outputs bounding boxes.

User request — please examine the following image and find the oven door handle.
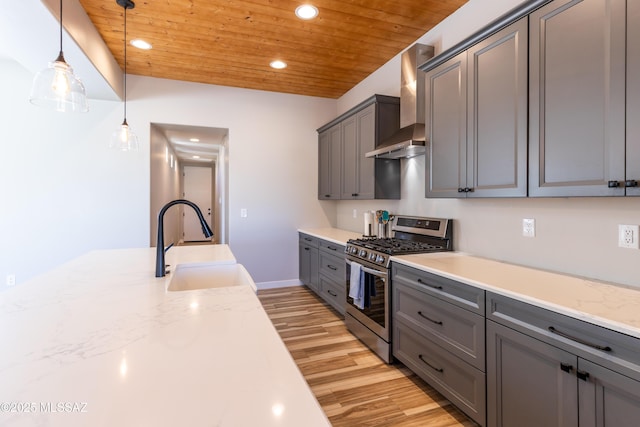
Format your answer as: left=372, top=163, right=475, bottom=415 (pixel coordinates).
left=347, top=260, right=388, bottom=279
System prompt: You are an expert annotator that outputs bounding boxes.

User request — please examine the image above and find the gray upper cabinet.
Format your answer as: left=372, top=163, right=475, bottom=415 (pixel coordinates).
left=529, top=0, right=626, bottom=197
left=425, top=18, right=528, bottom=198
left=318, top=123, right=341, bottom=199
left=425, top=51, right=468, bottom=198
left=627, top=1, right=640, bottom=196
left=318, top=95, right=400, bottom=200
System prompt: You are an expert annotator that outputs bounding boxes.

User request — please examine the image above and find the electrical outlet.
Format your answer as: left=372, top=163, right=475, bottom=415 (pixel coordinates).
left=6, top=274, right=15, bottom=287
left=240, top=208, right=247, bottom=218
left=522, top=218, right=535, bottom=237
left=618, top=225, right=639, bottom=249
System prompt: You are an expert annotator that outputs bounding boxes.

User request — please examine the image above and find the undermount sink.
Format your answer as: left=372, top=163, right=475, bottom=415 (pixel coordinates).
left=167, top=263, right=256, bottom=292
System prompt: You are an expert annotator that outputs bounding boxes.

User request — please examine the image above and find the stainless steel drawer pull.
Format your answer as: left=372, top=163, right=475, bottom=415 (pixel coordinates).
left=548, top=326, right=612, bottom=352
left=327, top=246, right=338, bottom=251
left=416, top=278, right=443, bottom=290
left=327, top=289, right=337, bottom=297
left=327, top=265, right=338, bottom=270
left=417, top=311, right=443, bottom=325
left=418, top=354, right=444, bottom=373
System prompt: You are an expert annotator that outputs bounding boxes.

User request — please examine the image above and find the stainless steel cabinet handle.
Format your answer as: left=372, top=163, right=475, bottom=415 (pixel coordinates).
left=418, top=311, right=443, bottom=325
left=548, top=326, right=612, bottom=352
left=418, top=354, right=444, bottom=373
left=327, top=265, right=338, bottom=270
left=327, top=289, right=337, bottom=297
left=417, top=278, right=443, bottom=290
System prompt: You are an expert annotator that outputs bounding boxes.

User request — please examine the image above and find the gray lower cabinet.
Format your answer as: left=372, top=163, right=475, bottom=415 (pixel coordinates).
left=317, top=240, right=346, bottom=315
left=318, top=95, right=400, bottom=200
left=528, top=0, right=627, bottom=196
left=424, top=17, right=527, bottom=198
left=392, top=263, right=486, bottom=425
left=298, top=233, right=319, bottom=293
left=298, top=234, right=346, bottom=314
left=487, top=292, right=640, bottom=427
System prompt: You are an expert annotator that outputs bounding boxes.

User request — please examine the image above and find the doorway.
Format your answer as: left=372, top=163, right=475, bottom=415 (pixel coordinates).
left=149, top=123, right=229, bottom=247
left=182, top=165, right=213, bottom=242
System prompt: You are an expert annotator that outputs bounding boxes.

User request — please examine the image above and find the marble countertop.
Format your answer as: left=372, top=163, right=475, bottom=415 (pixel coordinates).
left=0, top=245, right=330, bottom=427
left=298, top=227, right=361, bottom=246
left=393, top=252, right=640, bottom=339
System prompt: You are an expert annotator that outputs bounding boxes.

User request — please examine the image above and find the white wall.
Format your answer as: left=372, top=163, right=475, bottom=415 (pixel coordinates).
left=149, top=124, right=182, bottom=247
left=334, top=0, right=640, bottom=287
left=0, top=59, right=336, bottom=288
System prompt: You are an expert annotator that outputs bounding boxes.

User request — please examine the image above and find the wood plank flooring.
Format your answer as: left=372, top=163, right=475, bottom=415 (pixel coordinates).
left=258, top=286, right=477, bottom=427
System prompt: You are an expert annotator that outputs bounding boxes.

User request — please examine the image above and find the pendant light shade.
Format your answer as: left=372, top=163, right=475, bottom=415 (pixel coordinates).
left=109, top=0, right=138, bottom=151
left=30, top=0, right=88, bottom=113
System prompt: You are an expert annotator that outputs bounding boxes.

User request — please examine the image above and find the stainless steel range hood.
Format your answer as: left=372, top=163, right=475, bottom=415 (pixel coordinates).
left=366, top=43, right=434, bottom=159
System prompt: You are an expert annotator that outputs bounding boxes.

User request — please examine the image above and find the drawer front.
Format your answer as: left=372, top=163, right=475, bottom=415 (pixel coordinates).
left=394, top=323, right=486, bottom=426
left=299, top=233, right=319, bottom=248
left=487, top=292, right=640, bottom=380
left=394, top=281, right=485, bottom=370
left=319, top=240, right=345, bottom=255
left=392, top=263, right=485, bottom=314
left=319, top=276, right=345, bottom=315
left=319, top=251, right=345, bottom=283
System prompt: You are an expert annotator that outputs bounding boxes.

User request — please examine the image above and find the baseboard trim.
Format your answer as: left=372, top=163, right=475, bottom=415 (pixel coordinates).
left=256, top=279, right=302, bottom=291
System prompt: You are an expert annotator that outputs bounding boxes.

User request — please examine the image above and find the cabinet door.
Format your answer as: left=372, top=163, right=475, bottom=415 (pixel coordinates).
left=425, top=51, right=468, bottom=198
left=340, top=114, right=359, bottom=199
left=487, top=320, right=578, bottom=427
left=299, top=244, right=319, bottom=293
left=467, top=18, right=528, bottom=197
left=318, top=124, right=341, bottom=199
left=355, top=104, right=376, bottom=199
left=578, top=359, right=640, bottom=427
left=529, top=0, right=626, bottom=197
left=627, top=0, right=640, bottom=196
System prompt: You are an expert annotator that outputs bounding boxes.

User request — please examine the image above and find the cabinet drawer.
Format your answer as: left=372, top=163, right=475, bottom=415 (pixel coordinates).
left=394, top=281, right=485, bottom=370
left=299, top=233, right=319, bottom=248
left=319, top=240, right=344, bottom=255
left=392, top=263, right=485, bottom=314
left=394, top=323, right=486, bottom=426
left=319, top=276, right=345, bottom=315
left=319, top=251, right=345, bottom=283
left=487, top=292, right=640, bottom=380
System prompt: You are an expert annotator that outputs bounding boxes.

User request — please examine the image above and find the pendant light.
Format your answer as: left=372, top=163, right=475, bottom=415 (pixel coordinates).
left=29, top=0, right=89, bottom=113
left=110, top=0, right=139, bottom=151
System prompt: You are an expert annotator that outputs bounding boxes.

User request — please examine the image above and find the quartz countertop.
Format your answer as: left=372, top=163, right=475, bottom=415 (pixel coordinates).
left=392, top=252, right=640, bottom=339
left=298, top=227, right=361, bottom=246
left=0, top=245, right=330, bottom=427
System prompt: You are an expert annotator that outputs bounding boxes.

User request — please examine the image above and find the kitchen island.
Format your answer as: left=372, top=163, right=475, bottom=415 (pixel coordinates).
left=0, top=246, right=330, bottom=427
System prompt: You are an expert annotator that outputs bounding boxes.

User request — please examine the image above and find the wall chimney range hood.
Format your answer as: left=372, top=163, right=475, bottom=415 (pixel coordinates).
left=366, top=43, right=434, bottom=159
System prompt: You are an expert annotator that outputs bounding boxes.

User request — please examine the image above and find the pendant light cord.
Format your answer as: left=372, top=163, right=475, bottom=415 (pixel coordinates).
left=123, top=4, right=127, bottom=120
left=59, top=0, right=63, bottom=55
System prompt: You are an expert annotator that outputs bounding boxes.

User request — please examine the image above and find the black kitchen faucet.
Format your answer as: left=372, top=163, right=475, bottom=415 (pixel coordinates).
left=155, top=199, right=213, bottom=277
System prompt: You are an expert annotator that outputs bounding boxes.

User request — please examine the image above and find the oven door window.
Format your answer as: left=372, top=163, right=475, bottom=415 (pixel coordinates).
left=347, top=264, right=387, bottom=329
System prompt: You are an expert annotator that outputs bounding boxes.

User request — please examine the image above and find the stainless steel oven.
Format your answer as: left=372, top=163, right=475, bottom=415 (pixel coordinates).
left=344, top=215, right=452, bottom=363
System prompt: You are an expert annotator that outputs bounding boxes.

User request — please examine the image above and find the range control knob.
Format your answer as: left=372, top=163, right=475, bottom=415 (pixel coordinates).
left=376, top=255, right=386, bottom=264
left=359, top=249, right=367, bottom=258
left=369, top=253, right=377, bottom=261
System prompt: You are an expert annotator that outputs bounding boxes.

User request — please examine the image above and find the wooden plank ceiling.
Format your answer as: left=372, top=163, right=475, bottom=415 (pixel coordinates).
left=78, top=0, right=468, bottom=99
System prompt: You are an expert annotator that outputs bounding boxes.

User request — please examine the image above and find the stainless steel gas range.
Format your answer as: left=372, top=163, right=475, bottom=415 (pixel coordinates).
left=344, top=215, right=453, bottom=363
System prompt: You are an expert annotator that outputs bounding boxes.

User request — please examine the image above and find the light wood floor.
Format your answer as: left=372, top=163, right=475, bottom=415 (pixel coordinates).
left=258, top=286, right=477, bottom=427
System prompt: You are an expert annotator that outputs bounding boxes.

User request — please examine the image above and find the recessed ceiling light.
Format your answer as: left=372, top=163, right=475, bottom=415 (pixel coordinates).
left=192, top=155, right=200, bottom=159
left=270, top=60, right=287, bottom=70
left=189, top=138, right=200, bottom=142
left=130, top=39, right=152, bottom=50
left=295, top=4, right=318, bottom=20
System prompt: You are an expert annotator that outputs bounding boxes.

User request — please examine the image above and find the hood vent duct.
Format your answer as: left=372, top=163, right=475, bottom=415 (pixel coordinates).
left=366, top=43, right=434, bottom=159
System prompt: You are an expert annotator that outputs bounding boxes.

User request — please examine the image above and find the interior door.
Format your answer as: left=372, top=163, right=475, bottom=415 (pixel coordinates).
left=183, top=165, right=212, bottom=242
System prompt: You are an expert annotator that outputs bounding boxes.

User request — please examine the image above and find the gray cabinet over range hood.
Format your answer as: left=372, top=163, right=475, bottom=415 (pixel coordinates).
left=366, top=43, right=434, bottom=159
